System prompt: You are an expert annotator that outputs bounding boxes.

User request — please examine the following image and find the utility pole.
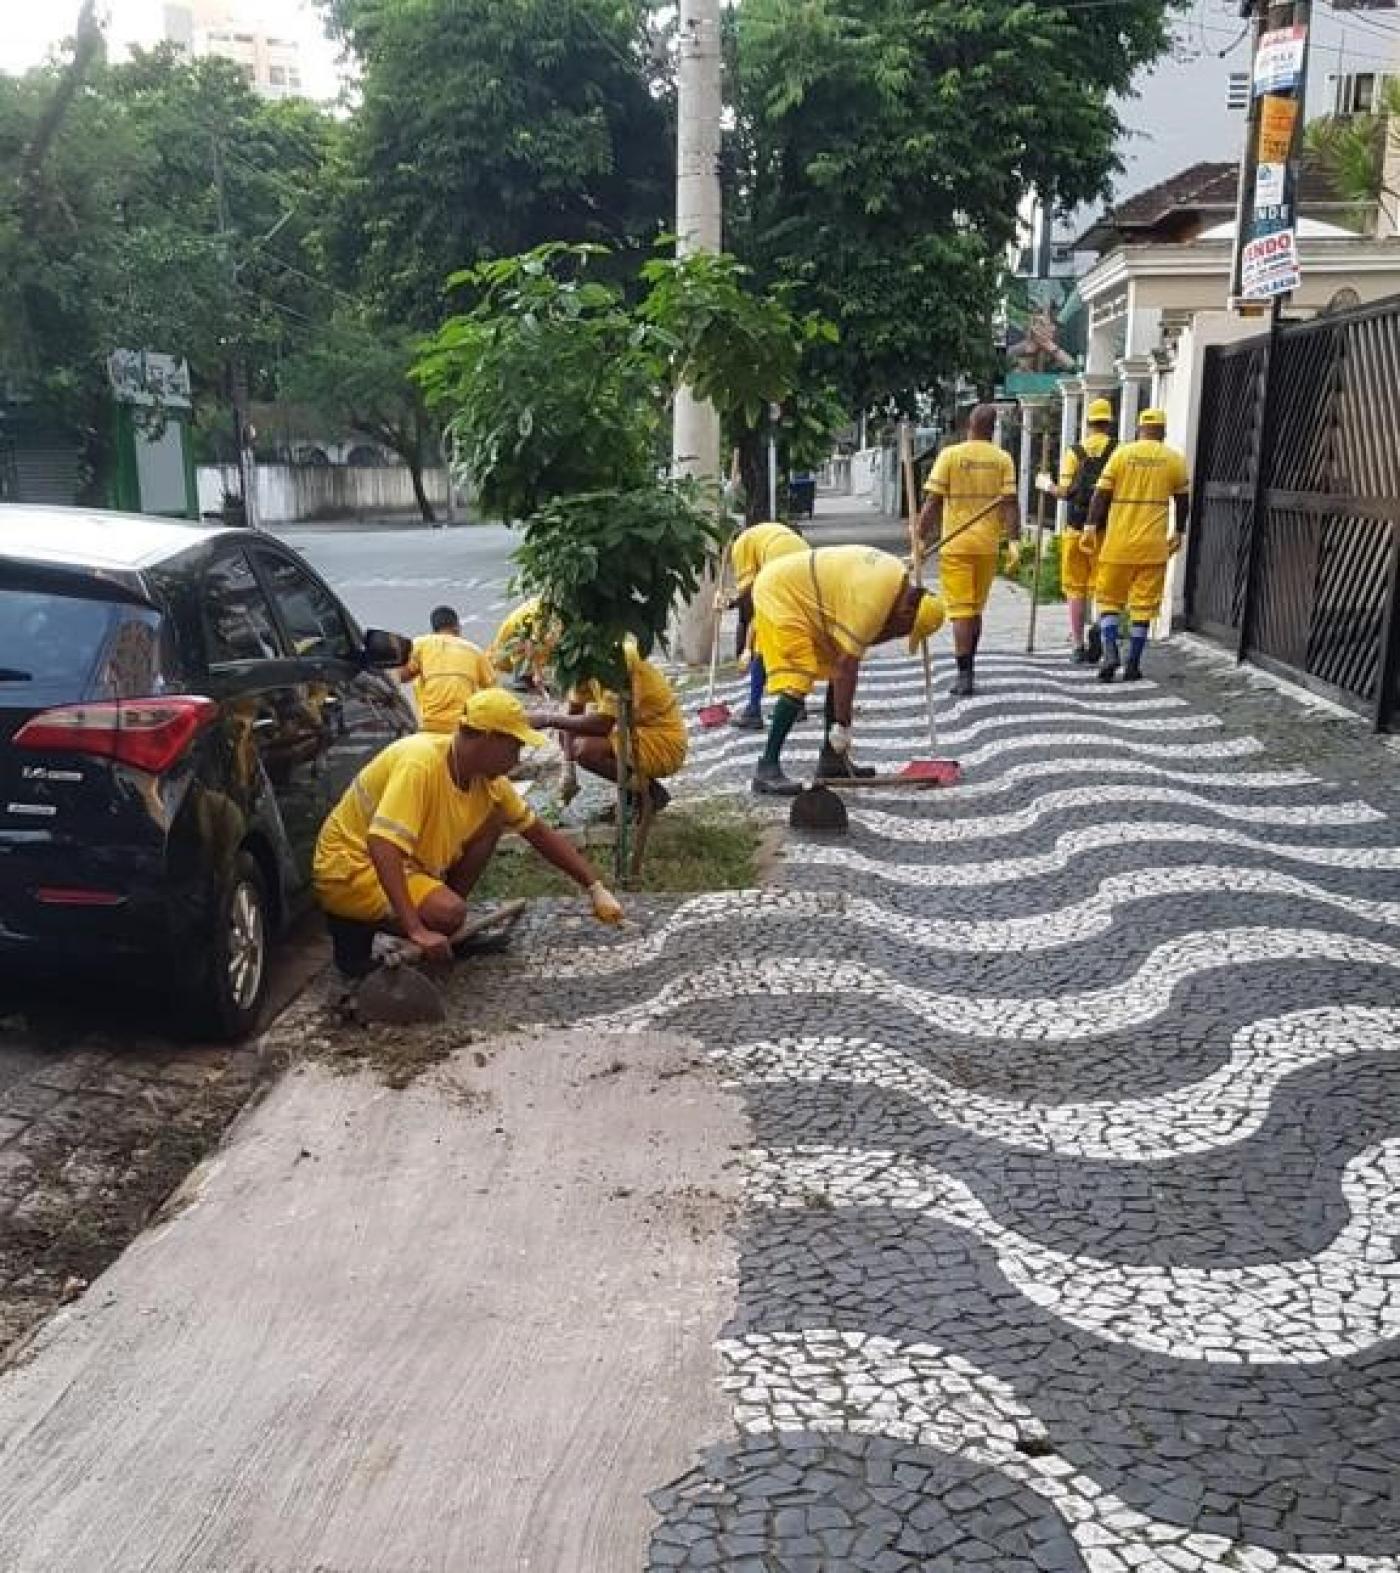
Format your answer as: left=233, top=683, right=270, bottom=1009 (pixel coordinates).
left=213, top=138, right=259, bottom=530
left=672, top=0, right=724, bottom=663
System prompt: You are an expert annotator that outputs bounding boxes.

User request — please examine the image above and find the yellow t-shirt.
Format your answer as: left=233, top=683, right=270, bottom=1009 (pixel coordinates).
left=1095, top=440, right=1190, bottom=564
left=490, top=598, right=546, bottom=670
left=925, top=439, right=1017, bottom=556
left=753, top=546, right=908, bottom=661
left=314, top=733, right=536, bottom=888
left=731, top=522, right=805, bottom=592
left=1059, top=432, right=1117, bottom=500
left=403, top=632, right=496, bottom=734
left=575, top=642, right=688, bottom=754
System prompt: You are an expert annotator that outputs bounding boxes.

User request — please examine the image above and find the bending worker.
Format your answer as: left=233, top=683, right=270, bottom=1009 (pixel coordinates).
left=540, top=637, right=688, bottom=815
left=1036, top=398, right=1117, bottom=665
left=917, top=403, right=1020, bottom=697
left=398, top=604, right=497, bottom=733
left=725, top=520, right=806, bottom=731
left=749, top=544, right=945, bottom=796
left=314, top=688, right=623, bottom=980
left=489, top=596, right=554, bottom=692
left=1082, top=408, right=1190, bottom=684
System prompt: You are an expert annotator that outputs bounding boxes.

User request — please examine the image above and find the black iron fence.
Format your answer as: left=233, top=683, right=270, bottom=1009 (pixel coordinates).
left=1184, top=293, right=1400, bottom=731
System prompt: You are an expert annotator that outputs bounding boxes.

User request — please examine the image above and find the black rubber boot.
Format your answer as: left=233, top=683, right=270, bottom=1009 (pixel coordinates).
left=1085, top=625, right=1103, bottom=663
left=1122, top=660, right=1143, bottom=683
left=819, top=748, right=876, bottom=780
left=729, top=706, right=765, bottom=731
left=1071, top=646, right=1094, bottom=665
left=647, top=779, right=672, bottom=812
left=752, top=761, right=801, bottom=797
left=1097, top=660, right=1120, bottom=684
left=948, top=670, right=975, bottom=698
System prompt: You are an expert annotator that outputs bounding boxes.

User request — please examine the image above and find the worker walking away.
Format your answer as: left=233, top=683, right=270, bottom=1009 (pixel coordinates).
left=726, top=520, right=806, bottom=731
left=314, top=689, right=623, bottom=981
left=540, top=637, right=689, bottom=815
left=489, top=596, right=555, bottom=692
left=398, top=605, right=497, bottom=733
left=917, top=403, right=1020, bottom=697
left=1036, top=398, right=1117, bottom=664
left=749, top=544, right=945, bottom=796
left=1082, top=409, right=1190, bottom=684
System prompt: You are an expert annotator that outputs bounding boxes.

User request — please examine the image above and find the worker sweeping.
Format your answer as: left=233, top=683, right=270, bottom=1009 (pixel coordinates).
left=1082, top=408, right=1191, bottom=684
left=749, top=544, right=945, bottom=797
left=398, top=605, right=497, bottom=733
left=489, top=596, right=556, bottom=692
left=314, top=688, right=623, bottom=983
left=917, top=403, right=1020, bottom=697
left=1036, top=398, right=1117, bottom=664
left=725, top=520, right=807, bottom=731
left=538, top=637, right=688, bottom=815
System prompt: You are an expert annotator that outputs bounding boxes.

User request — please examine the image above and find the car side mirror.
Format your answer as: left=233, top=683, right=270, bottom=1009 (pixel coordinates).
left=363, top=628, right=413, bottom=669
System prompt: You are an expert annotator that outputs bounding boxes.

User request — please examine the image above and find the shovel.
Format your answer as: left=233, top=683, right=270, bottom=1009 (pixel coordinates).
left=697, top=588, right=732, bottom=729
left=355, top=900, right=529, bottom=1027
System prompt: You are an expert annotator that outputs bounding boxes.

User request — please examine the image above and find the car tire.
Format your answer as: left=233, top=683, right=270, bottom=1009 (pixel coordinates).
left=187, top=851, right=272, bottom=1041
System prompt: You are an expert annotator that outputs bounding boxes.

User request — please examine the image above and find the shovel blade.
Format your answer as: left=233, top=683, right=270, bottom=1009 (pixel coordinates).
left=698, top=703, right=732, bottom=729
left=356, top=965, right=447, bottom=1027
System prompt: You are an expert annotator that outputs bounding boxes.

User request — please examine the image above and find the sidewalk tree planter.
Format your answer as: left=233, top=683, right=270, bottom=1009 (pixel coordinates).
left=414, top=245, right=728, bottom=883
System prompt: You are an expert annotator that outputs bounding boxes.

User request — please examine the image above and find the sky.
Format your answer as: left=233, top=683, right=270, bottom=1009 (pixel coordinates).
left=0, top=0, right=343, bottom=99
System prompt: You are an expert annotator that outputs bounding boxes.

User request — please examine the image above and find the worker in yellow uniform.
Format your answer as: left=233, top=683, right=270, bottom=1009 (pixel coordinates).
left=749, top=544, right=945, bottom=796
left=398, top=605, right=497, bottom=733
left=538, top=638, right=689, bottom=814
left=917, top=403, right=1021, bottom=697
left=314, top=688, right=623, bottom=981
left=1083, top=408, right=1191, bottom=684
left=726, top=521, right=807, bottom=731
left=1036, top=397, right=1117, bottom=664
left=489, top=596, right=555, bottom=692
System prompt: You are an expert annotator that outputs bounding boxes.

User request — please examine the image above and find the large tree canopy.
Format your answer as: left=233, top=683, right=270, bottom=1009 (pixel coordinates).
left=327, top=0, right=673, bottom=327
left=731, top=0, right=1184, bottom=411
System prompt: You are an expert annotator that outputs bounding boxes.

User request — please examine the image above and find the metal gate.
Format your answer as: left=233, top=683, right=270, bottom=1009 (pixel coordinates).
left=1184, top=294, right=1400, bottom=731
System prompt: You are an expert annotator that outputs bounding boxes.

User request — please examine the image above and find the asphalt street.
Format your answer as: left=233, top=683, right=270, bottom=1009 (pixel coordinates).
left=276, top=520, right=522, bottom=647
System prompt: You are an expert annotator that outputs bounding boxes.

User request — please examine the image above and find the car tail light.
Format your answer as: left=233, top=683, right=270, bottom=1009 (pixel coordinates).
left=14, top=697, right=218, bottom=774
left=34, top=888, right=125, bottom=907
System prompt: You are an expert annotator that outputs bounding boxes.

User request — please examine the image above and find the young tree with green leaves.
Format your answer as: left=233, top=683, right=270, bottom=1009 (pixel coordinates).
left=1306, top=78, right=1400, bottom=225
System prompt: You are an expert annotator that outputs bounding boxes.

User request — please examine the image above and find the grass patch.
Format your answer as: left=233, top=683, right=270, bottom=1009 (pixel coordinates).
left=478, top=805, right=762, bottom=898
left=1002, top=539, right=1065, bottom=603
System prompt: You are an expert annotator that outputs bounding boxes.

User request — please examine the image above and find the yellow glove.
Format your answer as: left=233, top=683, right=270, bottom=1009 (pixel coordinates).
left=1003, top=540, right=1022, bottom=576
left=588, top=881, right=624, bottom=925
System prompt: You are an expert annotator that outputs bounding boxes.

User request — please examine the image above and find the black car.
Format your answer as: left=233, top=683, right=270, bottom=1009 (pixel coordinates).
left=1, top=507, right=415, bottom=1039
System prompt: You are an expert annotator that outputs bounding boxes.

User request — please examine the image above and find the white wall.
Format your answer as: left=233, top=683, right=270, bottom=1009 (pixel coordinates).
left=198, top=464, right=450, bottom=524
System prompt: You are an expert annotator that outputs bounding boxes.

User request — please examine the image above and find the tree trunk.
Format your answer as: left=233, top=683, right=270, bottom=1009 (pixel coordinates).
left=407, top=450, right=436, bottom=523
left=19, top=1, right=103, bottom=237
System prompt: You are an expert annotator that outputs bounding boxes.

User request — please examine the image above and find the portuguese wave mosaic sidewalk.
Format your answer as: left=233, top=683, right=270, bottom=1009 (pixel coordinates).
left=524, top=618, right=1400, bottom=1573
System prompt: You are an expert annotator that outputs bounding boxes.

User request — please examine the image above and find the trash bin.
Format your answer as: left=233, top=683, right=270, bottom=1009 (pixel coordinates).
left=789, top=476, right=816, bottom=519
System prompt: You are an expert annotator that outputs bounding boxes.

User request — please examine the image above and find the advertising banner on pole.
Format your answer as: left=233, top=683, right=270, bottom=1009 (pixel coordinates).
left=1234, top=22, right=1309, bottom=304
left=1253, top=25, right=1306, bottom=94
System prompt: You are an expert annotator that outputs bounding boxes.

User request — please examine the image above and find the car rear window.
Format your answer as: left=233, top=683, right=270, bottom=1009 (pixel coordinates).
left=0, top=589, right=164, bottom=706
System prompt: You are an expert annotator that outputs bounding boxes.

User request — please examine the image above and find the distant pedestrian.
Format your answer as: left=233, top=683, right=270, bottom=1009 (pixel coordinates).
left=725, top=520, right=807, bottom=731
left=917, top=404, right=1021, bottom=697
left=748, top=545, right=945, bottom=796
left=1082, top=409, right=1190, bottom=683
left=398, top=606, right=497, bottom=734
left=1037, top=397, right=1117, bottom=664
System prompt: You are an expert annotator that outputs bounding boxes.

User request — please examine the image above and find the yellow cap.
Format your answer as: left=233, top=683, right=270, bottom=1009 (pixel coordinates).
left=460, top=688, right=547, bottom=748
left=1139, top=408, right=1167, bottom=427
left=1086, top=398, right=1114, bottom=424
left=907, top=590, right=947, bottom=653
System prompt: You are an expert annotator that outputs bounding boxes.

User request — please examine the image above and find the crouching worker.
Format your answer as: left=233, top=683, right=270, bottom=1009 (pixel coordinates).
left=489, top=596, right=555, bottom=693
left=541, top=638, right=688, bottom=816
left=726, top=521, right=806, bottom=731
left=314, top=689, right=623, bottom=980
left=750, top=544, right=946, bottom=796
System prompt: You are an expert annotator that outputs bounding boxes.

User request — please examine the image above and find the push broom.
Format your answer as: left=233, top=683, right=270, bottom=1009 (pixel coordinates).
left=698, top=514, right=744, bottom=729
